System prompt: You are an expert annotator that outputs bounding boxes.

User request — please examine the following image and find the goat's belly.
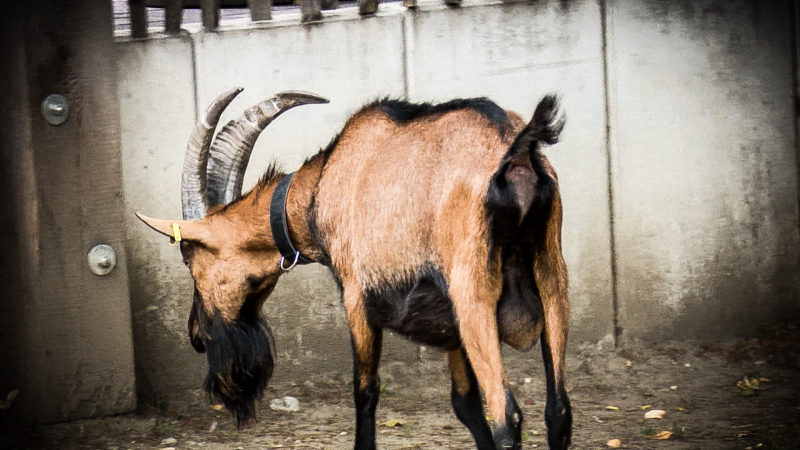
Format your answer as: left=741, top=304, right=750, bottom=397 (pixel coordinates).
left=364, top=274, right=462, bottom=350
left=363, top=267, right=543, bottom=352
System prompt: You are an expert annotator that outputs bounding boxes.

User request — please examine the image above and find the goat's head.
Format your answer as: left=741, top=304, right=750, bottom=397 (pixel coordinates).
left=136, top=88, right=328, bottom=426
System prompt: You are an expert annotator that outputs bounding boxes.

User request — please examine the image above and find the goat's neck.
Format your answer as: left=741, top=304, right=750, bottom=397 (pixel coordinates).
left=281, top=154, right=325, bottom=262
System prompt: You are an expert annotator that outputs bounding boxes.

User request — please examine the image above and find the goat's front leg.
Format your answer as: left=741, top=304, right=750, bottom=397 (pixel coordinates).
left=343, top=287, right=383, bottom=450
left=447, top=348, right=495, bottom=450
left=449, top=264, right=522, bottom=449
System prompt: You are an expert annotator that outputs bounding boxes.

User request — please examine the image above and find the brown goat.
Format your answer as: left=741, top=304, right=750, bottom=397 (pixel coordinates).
left=137, top=88, right=571, bottom=449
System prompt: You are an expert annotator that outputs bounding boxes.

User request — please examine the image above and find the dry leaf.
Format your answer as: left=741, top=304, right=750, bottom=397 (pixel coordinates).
left=383, top=419, right=405, bottom=428
left=737, top=376, right=763, bottom=396
left=644, top=409, right=666, bottom=419
left=606, top=438, right=622, bottom=447
left=737, top=376, right=761, bottom=391
left=211, top=404, right=224, bottom=411
left=605, top=405, right=620, bottom=411
left=639, top=404, right=652, bottom=410
left=645, top=430, right=673, bottom=440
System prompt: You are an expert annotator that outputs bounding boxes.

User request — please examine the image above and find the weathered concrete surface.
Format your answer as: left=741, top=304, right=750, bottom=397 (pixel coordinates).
left=606, top=0, right=800, bottom=340
left=117, top=36, right=206, bottom=404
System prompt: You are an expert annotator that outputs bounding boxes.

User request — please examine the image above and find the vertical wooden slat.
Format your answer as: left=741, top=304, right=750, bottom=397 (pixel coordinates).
left=301, top=0, right=322, bottom=22
left=164, top=0, right=183, bottom=33
left=247, top=0, right=272, bottom=21
left=358, top=0, right=378, bottom=16
left=129, top=0, right=148, bottom=38
left=0, top=0, right=136, bottom=422
left=201, top=0, right=220, bottom=30
left=320, top=0, right=339, bottom=11
left=0, top=2, right=39, bottom=427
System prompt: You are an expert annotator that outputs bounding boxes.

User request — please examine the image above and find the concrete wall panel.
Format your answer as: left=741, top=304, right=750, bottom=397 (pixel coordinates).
left=606, top=0, right=800, bottom=340
left=117, top=37, right=206, bottom=402
left=409, top=0, right=615, bottom=343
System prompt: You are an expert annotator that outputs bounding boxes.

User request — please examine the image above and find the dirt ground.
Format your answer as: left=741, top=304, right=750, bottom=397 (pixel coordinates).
left=3, top=323, right=799, bottom=449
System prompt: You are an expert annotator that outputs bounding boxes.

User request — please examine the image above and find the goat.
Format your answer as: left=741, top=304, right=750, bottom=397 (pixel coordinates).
left=136, top=87, right=572, bottom=449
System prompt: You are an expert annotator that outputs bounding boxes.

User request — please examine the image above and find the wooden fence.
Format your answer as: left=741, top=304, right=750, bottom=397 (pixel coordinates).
left=127, top=0, right=461, bottom=37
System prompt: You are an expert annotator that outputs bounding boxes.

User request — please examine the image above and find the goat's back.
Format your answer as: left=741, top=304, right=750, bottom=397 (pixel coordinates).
left=313, top=102, right=527, bottom=288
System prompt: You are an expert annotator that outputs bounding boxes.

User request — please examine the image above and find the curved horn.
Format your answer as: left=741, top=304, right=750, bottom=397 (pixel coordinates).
left=181, top=87, right=244, bottom=220
left=206, top=91, right=329, bottom=207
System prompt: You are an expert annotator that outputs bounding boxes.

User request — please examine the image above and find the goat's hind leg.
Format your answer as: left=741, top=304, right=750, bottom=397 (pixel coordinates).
left=447, top=348, right=494, bottom=449
left=534, top=194, right=572, bottom=449
left=449, top=264, right=522, bottom=449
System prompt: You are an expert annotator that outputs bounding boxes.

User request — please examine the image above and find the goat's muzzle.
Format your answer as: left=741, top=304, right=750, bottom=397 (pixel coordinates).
left=199, top=311, right=276, bottom=427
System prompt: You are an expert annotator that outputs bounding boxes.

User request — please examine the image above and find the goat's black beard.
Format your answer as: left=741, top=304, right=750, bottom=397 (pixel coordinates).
left=203, top=312, right=275, bottom=428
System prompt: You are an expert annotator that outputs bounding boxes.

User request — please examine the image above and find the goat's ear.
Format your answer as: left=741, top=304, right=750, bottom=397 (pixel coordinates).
left=135, top=212, right=213, bottom=244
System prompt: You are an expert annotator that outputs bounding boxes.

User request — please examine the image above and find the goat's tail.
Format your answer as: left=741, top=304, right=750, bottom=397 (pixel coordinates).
left=486, top=95, right=563, bottom=243
left=513, top=94, right=565, bottom=150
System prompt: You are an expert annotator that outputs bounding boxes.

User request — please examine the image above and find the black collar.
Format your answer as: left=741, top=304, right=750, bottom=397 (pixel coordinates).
left=269, top=173, right=315, bottom=270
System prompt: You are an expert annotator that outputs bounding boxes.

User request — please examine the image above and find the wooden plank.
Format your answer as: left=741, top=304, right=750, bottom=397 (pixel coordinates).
left=358, top=0, right=378, bottom=16
left=0, top=3, right=41, bottom=423
left=164, top=0, right=183, bottom=33
left=201, top=0, right=220, bottom=30
left=0, top=0, right=136, bottom=422
left=129, top=0, right=148, bottom=37
left=247, top=0, right=272, bottom=21
left=301, top=0, right=321, bottom=22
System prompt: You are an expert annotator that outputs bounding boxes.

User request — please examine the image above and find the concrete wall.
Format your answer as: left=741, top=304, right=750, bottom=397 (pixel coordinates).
left=606, top=0, right=800, bottom=339
left=117, top=0, right=800, bottom=403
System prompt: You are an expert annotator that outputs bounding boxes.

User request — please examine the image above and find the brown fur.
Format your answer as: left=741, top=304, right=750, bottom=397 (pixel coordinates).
left=447, top=349, right=472, bottom=397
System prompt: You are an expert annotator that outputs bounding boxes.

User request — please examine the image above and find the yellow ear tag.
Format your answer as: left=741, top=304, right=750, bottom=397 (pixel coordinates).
left=170, top=222, right=182, bottom=246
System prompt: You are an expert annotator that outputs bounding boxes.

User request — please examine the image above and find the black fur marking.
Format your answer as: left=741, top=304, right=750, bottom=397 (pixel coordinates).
left=188, top=290, right=207, bottom=353
left=351, top=328, right=383, bottom=450
left=362, top=260, right=543, bottom=352
left=307, top=189, right=332, bottom=267
left=542, top=337, right=573, bottom=450
left=492, top=389, right=523, bottom=450
left=370, top=97, right=511, bottom=138
left=194, top=295, right=276, bottom=428
left=497, top=246, right=544, bottom=351
left=254, top=162, right=285, bottom=191
left=319, top=132, right=341, bottom=167
left=486, top=95, right=562, bottom=251
left=363, top=266, right=462, bottom=350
